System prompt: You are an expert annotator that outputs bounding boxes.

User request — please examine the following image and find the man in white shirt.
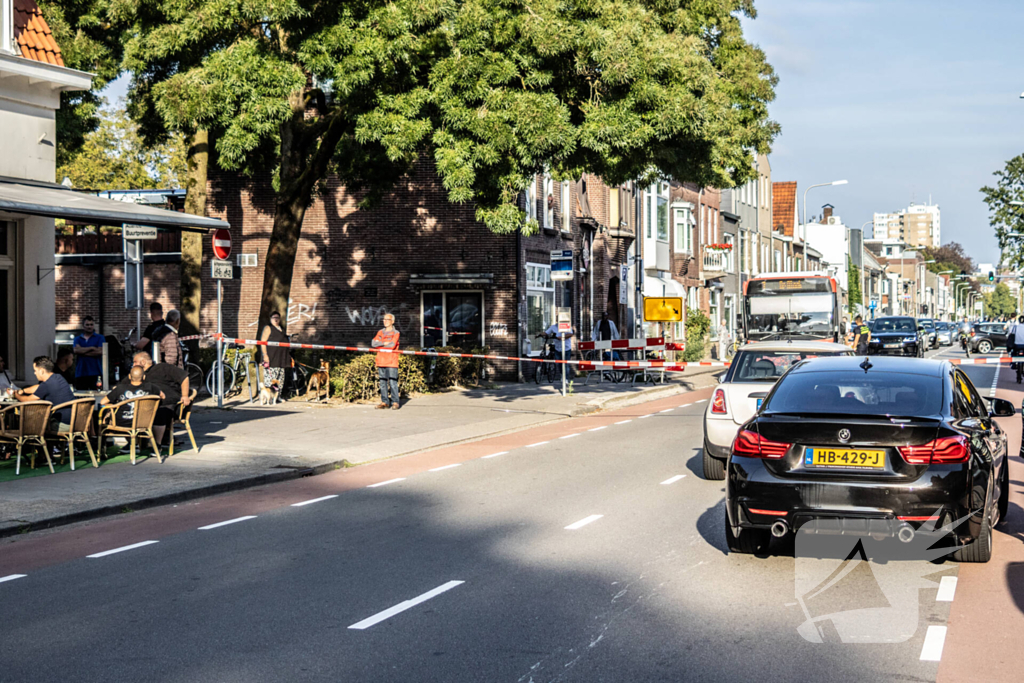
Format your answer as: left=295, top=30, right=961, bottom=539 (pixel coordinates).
left=591, top=312, right=619, bottom=343
left=1011, top=316, right=1024, bottom=353
left=0, top=355, right=12, bottom=392
left=544, top=322, right=575, bottom=379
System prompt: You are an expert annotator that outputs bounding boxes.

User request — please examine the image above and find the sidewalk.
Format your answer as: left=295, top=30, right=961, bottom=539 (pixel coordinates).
left=0, top=367, right=722, bottom=536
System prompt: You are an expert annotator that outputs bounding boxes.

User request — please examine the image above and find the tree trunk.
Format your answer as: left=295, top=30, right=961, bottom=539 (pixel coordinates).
left=180, top=130, right=209, bottom=342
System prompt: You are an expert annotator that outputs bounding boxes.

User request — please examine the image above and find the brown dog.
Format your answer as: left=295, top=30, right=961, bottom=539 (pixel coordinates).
left=307, top=359, right=330, bottom=402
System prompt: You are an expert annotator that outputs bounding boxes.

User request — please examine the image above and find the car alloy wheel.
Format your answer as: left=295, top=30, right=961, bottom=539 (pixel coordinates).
left=978, top=340, right=992, bottom=354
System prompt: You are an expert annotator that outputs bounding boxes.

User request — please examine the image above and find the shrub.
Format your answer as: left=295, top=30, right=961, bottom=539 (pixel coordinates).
left=424, top=346, right=492, bottom=389
left=683, top=308, right=710, bottom=362
left=336, top=353, right=429, bottom=402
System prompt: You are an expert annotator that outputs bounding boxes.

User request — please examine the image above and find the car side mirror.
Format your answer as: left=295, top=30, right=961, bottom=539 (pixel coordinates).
left=989, top=398, right=1015, bottom=417
left=718, top=375, right=727, bottom=384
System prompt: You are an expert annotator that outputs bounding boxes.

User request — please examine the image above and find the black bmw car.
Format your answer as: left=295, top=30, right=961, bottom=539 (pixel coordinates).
left=725, top=356, right=1012, bottom=562
left=866, top=316, right=925, bottom=357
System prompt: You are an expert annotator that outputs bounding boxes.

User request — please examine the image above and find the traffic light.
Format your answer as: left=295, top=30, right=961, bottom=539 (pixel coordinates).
left=989, top=271, right=995, bottom=282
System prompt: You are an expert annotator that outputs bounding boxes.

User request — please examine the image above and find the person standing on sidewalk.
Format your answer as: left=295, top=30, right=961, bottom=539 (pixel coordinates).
left=259, top=311, right=290, bottom=395
left=718, top=318, right=731, bottom=361
left=852, top=315, right=871, bottom=356
left=373, top=313, right=401, bottom=409
left=73, top=316, right=105, bottom=390
left=158, top=310, right=184, bottom=368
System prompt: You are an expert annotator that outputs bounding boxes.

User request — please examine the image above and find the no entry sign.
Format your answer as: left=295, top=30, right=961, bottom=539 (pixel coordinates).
left=212, top=228, right=232, bottom=260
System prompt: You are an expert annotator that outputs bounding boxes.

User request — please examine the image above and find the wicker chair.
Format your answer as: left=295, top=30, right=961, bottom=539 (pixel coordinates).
left=97, top=396, right=163, bottom=465
left=0, top=401, right=54, bottom=475
left=168, top=389, right=199, bottom=456
left=47, top=398, right=98, bottom=470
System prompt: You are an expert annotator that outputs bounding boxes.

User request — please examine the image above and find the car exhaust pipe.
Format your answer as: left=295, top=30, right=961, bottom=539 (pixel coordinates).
left=897, top=523, right=915, bottom=544
left=770, top=520, right=789, bottom=538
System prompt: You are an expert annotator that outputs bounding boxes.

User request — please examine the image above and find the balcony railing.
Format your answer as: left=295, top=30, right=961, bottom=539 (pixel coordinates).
left=702, top=248, right=728, bottom=274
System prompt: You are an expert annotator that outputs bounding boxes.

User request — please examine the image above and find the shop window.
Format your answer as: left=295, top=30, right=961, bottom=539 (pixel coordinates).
left=526, top=263, right=554, bottom=347
left=421, top=291, right=484, bottom=350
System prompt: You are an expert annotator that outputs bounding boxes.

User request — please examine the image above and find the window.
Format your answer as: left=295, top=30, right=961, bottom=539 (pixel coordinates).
left=0, top=0, right=12, bottom=54
left=543, top=172, right=555, bottom=229
left=712, top=210, right=718, bottom=243
left=645, top=186, right=652, bottom=239
left=561, top=181, right=571, bottom=233
left=709, top=291, right=719, bottom=337
left=525, top=176, right=537, bottom=222
left=724, top=234, right=735, bottom=271
left=657, top=184, right=668, bottom=241
left=422, top=292, right=485, bottom=350
left=673, top=205, right=693, bottom=253
left=609, top=186, right=620, bottom=228
left=526, top=263, right=555, bottom=347
left=687, top=286, right=697, bottom=311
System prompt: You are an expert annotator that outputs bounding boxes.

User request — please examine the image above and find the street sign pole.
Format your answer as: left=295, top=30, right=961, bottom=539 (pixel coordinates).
left=217, top=279, right=223, bottom=409
left=561, top=335, right=566, bottom=397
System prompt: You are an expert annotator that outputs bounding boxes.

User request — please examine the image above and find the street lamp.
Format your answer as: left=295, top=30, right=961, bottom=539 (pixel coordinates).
left=802, top=180, right=849, bottom=244
left=937, top=270, right=953, bottom=318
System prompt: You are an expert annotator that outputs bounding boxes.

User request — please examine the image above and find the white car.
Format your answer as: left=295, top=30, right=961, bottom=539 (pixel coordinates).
left=702, top=340, right=854, bottom=480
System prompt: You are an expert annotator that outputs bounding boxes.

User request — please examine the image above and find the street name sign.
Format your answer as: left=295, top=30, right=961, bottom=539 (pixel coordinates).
left=644, top=297, right=684, bottom=322
left=123, top=224, right=158, bottom=240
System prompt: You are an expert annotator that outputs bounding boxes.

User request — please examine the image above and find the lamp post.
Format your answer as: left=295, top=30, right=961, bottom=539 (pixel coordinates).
left=919, top=259, right=935, bottom=317
left=802, top=180, right=849, bottom=244
left=936, top=270, right=953, bottom=318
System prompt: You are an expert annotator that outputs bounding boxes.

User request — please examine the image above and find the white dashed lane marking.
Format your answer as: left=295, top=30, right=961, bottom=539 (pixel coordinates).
left=565, top=515, right=603, bottom=530
left=659, top=408, right=674, bottom=413
left=482, top=452, right=507, bottom=459
left=199, top=516, right=257, bottom=531
left=348, top=580, right=465, bottom=630
left=87, top=540, right=159, bottom=558
left=428, top=464, right=461, bottom=472
left=292, top=495, right=338, bottom=507
left=615, top=420, right=632, bottom=424
left=695, top=399, right=707, bottom=403
left=919, top=625, right=947, bottom=661
left=936, top=576, right=958, bottom=602
left=0, top=574, right=26, bottom=583
left=660, top=475, right=686, bottom=485
left=526, top=441, right=550, bottom=448
left=588, top=426, right=607, bottom=432
left=638, top=414, right=654, bottom=419
left=367, top=478, right=406, bottom=488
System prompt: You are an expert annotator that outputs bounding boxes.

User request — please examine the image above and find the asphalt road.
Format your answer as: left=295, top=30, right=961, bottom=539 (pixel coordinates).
left=0, top=343, right=1018, bottom=683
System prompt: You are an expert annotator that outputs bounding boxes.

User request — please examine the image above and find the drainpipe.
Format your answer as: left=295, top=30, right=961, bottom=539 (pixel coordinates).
left=516, top=219, right=523, bottom=382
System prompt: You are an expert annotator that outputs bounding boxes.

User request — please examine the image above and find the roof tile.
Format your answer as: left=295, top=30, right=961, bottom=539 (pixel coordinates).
left=13, top=0, right=64, bottom=67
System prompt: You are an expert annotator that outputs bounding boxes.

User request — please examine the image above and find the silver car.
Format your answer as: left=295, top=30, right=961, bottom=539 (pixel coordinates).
left=701, top=340, right=854, bottom=480
left=934, top=321, right=954, bottom=346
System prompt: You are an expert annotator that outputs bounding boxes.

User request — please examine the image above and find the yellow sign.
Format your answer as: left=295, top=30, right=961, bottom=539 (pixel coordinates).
left=644, top=297, right=683, bottom=322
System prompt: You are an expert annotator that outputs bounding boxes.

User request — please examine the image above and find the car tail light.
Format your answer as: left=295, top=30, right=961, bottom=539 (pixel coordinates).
left=711, top=388, right=727, bottom=414
left=898, top=436, right=969, bottom=465
left=732, top=429, right=791, bottom=459
left=748, top=508, right=788, bottom=516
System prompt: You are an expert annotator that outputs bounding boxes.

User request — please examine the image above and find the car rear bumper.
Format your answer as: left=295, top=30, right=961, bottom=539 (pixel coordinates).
left=726, top=455, right=978, bottom=541
left=703, top=414, right=739, bottom=459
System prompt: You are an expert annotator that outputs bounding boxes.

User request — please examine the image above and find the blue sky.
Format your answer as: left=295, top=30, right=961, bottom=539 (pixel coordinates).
left=102, top=2, right=1023, bottom=265
left=741, top=0, right=1024, bottom=266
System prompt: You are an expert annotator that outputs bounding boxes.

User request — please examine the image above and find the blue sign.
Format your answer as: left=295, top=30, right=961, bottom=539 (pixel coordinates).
left=869, top=300, right=877, bottom=309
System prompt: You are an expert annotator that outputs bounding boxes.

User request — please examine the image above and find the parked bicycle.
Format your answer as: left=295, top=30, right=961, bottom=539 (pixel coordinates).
left=207, top=342, right=257, bottom=399
left=180, top=342, right=205, bottom=397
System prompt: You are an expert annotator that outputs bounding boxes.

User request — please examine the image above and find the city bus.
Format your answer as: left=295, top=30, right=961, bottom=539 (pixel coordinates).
left=741, top=271, right=842, bottom=343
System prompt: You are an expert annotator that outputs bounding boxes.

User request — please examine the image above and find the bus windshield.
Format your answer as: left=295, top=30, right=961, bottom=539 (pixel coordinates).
left=743, top=276, right=839, bottom=340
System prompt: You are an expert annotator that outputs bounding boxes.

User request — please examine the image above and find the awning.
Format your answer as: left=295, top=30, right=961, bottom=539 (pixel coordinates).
left=643, top=274, right=686, bottom=298
left=0, top=176, right=228, bottom=231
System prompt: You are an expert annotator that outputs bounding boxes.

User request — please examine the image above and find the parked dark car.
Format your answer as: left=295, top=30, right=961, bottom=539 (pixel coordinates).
left=725, top=356, right=1012, bottom=562
left=866, top=317, right=925, bottom=357
left=970, top=322, right=1008, bottom=354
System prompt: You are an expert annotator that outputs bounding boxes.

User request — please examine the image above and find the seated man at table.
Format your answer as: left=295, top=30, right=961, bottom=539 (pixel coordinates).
left=101, top=366, right=164, bottom=427
left=132, top=351, right=189, bottom=447
left=11, top=356, right=77, bottom=431
left=55, top=348, right=75, bottom=386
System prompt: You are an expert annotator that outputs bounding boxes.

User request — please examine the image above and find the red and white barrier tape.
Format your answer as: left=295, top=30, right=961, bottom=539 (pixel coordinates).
left=212, top=335, right=719, bottom=371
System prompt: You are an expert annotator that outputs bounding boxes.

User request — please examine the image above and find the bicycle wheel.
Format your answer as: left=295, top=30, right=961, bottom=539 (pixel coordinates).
left=206, top=363, right=236, bottom=397
left=288, top=365, right=310, bottom=399
left=534, top=360, right=544, bottom=384
left=186, top=363, right=204, bottom=396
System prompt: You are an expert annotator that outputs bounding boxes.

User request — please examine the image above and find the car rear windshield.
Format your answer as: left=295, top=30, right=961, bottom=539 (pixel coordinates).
left=764, top=370, right=943, bottom=416
left=730, top=350, right=850, bottom=382
left=871, top=318, right=915, bottom=333
left=935, top=322, right=950, bottom=330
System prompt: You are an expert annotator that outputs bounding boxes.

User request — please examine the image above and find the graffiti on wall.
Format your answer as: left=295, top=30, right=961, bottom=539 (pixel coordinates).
left=489, top=322, right=509, bottom=338
left=344, top=303, right=418, bottom=331
left=248, top=299, right=317, bottom=327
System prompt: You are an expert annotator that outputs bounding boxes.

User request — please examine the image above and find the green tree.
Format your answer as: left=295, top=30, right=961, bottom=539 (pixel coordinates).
left=39, top=0, right=121, bottom=167
left=984, top=282, right=1017, bottom=319
left=57, top=101, right=186, bottom=189
left=847, top=264, right=862, bottom=314
left=921, top=242, right=975, bottom=277
left=100, top=0, right=778, bottom=330
left=981, top=155, right=1024, bottom=269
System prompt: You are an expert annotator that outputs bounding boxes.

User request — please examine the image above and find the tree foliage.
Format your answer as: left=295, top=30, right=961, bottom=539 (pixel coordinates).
left=847, top=264, right=862, bottom=314
left=39, top=0, right=121, bottom=167
left=57, top=101, right=187, bottom=189
left=981, top=154, right=1024, bottom=269
left=921, top=242, right=975, bottom=278
left=80, top=0, right=778, bottom=326
left=984, top=282, right=1017, bottom=320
